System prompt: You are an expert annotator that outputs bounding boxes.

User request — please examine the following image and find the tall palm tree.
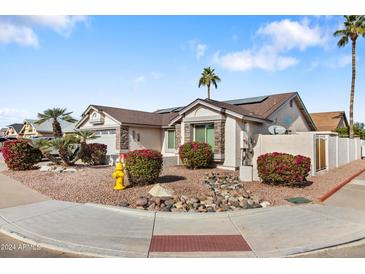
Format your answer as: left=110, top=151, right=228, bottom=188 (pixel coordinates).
left=198, top=67, right=221, bottom=99
left=334, top=15, right=365, bottom=138
left=35, top=108, right=77, bottom=138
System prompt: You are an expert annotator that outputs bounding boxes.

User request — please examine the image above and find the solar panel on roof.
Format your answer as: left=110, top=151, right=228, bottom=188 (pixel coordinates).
left=155, top=106, right=184, bottom=114
left=224, top=95, right=268, bottom=105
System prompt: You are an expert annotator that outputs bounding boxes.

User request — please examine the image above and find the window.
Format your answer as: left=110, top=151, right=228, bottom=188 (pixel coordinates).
left=167, top=130, right=176, bottom=149
left=289, top=99, right=293, bottom=108
left=194, top=124, right=214, bottom=148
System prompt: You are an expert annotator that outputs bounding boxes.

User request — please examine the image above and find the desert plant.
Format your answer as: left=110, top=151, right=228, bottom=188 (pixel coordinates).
left=35, top=108, right=77, bottom=137
left=179, top=141, right=213, bottom=169
left=125, top=149, right=163, bottom=185
left=2, top=140, right=42, bottom=170
left=334, top=15, right=365, bottom=138
left=257, top=152, right=311, bottom=186
left=80, top=143, right=107, bottom=165
left=198, top=67, right=221, bottom=99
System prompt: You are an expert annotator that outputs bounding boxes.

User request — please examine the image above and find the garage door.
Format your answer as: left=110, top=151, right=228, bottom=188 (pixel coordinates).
left=91, top=129, right=118, bottom=155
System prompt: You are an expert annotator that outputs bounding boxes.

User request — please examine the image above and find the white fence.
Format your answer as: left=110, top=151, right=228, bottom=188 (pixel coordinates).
left=251, top=132, right=363, bottom=180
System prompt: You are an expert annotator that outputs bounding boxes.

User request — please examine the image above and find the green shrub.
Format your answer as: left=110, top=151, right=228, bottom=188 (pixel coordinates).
left=80, top=143, right=107, bottom=165
left=179, top=142, right=213, bottom=169
left=125, top=149, right=163, bottom=185
left=1, top=140, right=42, bottom=170
left=257, top=152, right=311, bottom=186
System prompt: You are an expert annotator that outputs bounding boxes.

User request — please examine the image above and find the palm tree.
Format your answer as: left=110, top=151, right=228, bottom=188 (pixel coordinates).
left=198, top=67, right=221, bottom=99
left=75, top=130, right=99, bottom=143
left=35, top=108, right=77, bottom=138
left=334, top=15, right=365, bottom=138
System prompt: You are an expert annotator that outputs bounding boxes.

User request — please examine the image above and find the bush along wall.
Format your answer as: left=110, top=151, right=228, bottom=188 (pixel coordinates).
left=2, top=140, right=42, bottom=170
left=179, top=142, right=213, bottom=169
left=125, top=149, right=163, bottom=185
left=257, top=152, right=311, bottom=187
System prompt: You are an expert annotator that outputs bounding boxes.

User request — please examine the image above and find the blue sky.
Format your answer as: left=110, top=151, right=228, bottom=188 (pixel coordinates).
left=0, top=15, right=364, bottom=127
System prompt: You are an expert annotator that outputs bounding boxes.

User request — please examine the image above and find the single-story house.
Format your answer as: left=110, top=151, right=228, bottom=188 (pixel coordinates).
left=4, top=123, right=24, bottom=138
left=0, top=128, right=7, bottom=137
left=19, top=119, right=76, bottom=138
left=310, top=111, right=349, bottom=132
left=76, top=91, right=316, bottom=169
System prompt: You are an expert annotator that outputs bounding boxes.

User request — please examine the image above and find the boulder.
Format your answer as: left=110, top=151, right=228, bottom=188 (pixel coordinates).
left=136, top=197, right=148, bottom=207
left=148, top=184, right=175, bottom=198
left=260, top=201, right=271, bottom=208
left=39, top=165, right=53, bottom=172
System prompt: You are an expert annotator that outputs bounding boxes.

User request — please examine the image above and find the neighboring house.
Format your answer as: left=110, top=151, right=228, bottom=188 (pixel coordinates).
left=310, top=111, right=349, bottom=132
left=19, top=119, right=76, bottom=138
left=0, top=128, right=7, bottom=137
left=5, top=123, right=24, bottom=138
left=76, top=92, right=316, bottom=169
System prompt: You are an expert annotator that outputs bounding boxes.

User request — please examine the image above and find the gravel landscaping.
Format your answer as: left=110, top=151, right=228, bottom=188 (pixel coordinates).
left=2, top=159, right=365, bottom=211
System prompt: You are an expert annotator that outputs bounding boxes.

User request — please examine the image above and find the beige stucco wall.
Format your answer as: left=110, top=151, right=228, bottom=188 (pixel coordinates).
left=129, top=126, right=162, bottom=152
left=223, top=116, right=244, bottom=168
left=252, top=133, right=316, bottom=179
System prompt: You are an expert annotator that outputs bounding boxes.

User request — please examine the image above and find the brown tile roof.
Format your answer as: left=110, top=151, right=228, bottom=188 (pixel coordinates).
left=91, top=105, right=178, bottom=127
left=310, top=111, right=348, bottom=131
left=232, top=92, right=297, bottom=119
left=90, top=92, right=312, bottom=128
left=204, top=99, right=266, bottom=119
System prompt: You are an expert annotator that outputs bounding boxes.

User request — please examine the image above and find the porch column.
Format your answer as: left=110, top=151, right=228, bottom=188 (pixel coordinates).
left=175, top=124, right=181, bottom=146
left=214, top=120, right=225, bottom=156
left=184, top=123, right=192, bottom=143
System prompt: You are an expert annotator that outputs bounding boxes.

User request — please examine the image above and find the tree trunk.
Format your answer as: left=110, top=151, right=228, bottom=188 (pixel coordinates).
left=349, top=40, right=356, bottom=138
left=207, top=84, right=211, bottom=99
left=52, top=120, right=63, bottom=138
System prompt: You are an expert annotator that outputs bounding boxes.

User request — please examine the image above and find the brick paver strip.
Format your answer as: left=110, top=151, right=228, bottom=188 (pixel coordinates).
left=149, top=235, right=252, bottom=252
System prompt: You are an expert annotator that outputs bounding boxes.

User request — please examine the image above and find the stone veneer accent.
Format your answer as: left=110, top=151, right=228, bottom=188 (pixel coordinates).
left=175, top=124, right=181, bottom=147
left=214, top=120, right=225, bottom=155
left=184, top=123, right=192, bottom=143
left=116, top=126, right=129, bottom=150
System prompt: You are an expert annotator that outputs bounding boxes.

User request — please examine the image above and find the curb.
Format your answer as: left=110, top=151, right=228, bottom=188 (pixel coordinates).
left=318, top=168, right=365, bottom=202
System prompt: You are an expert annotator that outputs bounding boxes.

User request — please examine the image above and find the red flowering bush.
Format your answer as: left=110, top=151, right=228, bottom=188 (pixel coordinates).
left=257, top=152, right=311, bottom=187
left=179, top=142, right=213, bottom=169
left=1, top=140, right=42, bottom=170
left=125, top=149, right=163, bottom=185
left=80, top=143, right=107, bottom=165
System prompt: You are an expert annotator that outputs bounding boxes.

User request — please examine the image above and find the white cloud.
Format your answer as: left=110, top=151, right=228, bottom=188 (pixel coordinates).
left=0, top=107, right=28, bottom=127
left=0, top=16, right=88, bottom=47
left=187, top=39, right=207, bottom=59
left=0, top=22, right=38, bottom=47
left=23, top=16, right=88, bottom=37
left=214, top=18, right=328, bottom=72
left=257, top=19, right=328, bottom=51
left=213, top=47, right=299, bottom=72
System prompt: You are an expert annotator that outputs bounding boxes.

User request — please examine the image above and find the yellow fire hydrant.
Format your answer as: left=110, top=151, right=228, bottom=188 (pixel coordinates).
left=112, top=161, right=126, bottom=190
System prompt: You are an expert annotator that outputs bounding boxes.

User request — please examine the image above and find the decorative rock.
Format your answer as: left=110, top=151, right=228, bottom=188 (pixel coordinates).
left=148, top=203, right=156, bottom=211
left=136, top=197, right=148, bottom=207
left=260, top=201, right=271, bottom=208
left=164, top=199, right=175, bottom=207
left=119, top=201, right=129, bottom=207
left=174, top=201, right=183, bottom=209
left=148, top=184, right=175, bottom=198
left=39, top=165, right=53, bottom=172
left=64, top=168, right=77, bottom=173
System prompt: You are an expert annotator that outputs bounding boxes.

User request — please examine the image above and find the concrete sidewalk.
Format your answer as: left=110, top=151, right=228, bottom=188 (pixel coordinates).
left=0, top=173, right=49, bottom=209
left=325, top=171, right=365, bottom=212
left=1, top=201, right=365, bottom=258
